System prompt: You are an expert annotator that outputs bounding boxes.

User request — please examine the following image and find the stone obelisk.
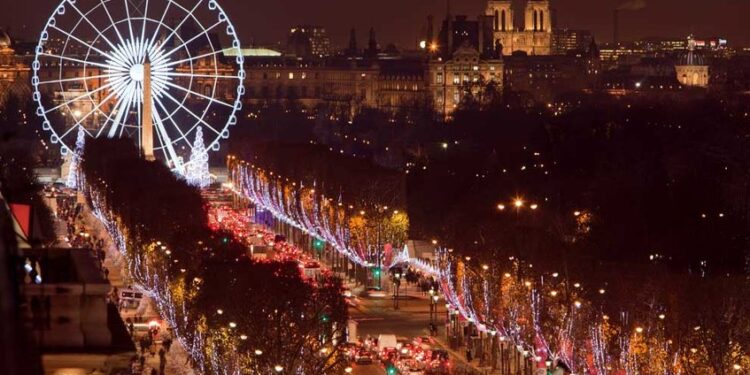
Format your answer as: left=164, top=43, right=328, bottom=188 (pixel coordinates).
left=141, top=55, right=155, bottom=161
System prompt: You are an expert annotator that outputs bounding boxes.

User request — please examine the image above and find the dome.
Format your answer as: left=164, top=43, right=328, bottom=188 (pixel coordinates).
left=678, top=49, right=706, bottom=66
left=677, top=37, right=706, bottom=66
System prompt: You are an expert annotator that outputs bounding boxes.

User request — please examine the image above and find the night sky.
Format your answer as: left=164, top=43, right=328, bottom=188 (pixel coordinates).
left=1, top=0, right=748, bottom=48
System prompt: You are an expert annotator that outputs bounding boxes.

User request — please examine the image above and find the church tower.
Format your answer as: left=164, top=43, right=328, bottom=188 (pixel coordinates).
left=524, top=0, right=551, bottom=32
left=487, top=0, right=552, bottom=55
left=486, top=0, right=513, bottom=32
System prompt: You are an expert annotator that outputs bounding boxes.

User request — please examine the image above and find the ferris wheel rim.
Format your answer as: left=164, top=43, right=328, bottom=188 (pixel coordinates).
left=31, top=0, right=245, bottom=165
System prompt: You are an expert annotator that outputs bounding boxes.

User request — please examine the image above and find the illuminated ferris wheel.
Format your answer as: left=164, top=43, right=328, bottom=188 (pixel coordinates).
left=32, top=0, right=245, bottom=169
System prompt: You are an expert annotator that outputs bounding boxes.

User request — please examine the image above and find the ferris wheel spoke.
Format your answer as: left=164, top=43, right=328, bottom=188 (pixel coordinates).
left=123, top=0, right=136, bottom=47
left=160, top=90, right=222, bottom=136
left=161, top=81, right=234, bottom=108
left=99, top=0, right=128, bottom=51
left=41, top=52, right=127, bottom=71
left=150, top=101, right=182, bottom=168
left=36, top=73, right=124, bottom=86
left=160, top=49, right=225, bottom=68
left=158, top=0, right=204, bottom=52
left=140, top=0, right=149, bottom=42
left=107, top=92, right=133, bottom=138
left=65, top=0, right=122, bottom=53
left=95, top=93, right=127, bottom=137
left=110, top=80, right=139, bottom=138
left=44, top=75, right=127, bottom=114
left=161, top=20, right=223, bottom=61
left=49, top=25, right=128, bottom=67
left=146, top=0, right=171, bottom=52
left=161, top=72, right=236, bottom=80
left=69, top=88, right=122, bottom=132
left=152, top=92, right=192, bottom=150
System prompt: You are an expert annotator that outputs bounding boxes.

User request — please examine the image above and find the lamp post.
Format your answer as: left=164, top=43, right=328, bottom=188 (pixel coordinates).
left=392, top=272, right=401, bottom=310
left=429, top=291, right=439, bottom=336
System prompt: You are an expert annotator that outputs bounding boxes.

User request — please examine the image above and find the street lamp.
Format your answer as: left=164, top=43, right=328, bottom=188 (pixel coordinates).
left=393, top=271, right=402, bottom=310
left=274, top=365, right=284, bottom=372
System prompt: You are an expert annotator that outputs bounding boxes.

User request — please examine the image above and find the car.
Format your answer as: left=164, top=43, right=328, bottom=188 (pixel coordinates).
left=414, top=336, right=434, bottom=350
left=354, top=351, right=374, bottom=365
left=365, top=287, right=387, bottom=298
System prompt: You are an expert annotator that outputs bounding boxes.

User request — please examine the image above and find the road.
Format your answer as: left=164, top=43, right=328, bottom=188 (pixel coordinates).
left=349, top=289, right=448, bottom=375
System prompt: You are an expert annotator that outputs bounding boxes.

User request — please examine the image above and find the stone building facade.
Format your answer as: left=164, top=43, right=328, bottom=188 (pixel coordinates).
left=485, top=0, right=553, bottom=55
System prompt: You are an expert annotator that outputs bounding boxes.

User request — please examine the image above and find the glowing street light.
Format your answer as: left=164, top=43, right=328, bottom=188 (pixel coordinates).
left=497, top=204, right=506, bottom=210
left=274, top=365, right=284, bottom=372
left=514, top=199, right=524, bottom=208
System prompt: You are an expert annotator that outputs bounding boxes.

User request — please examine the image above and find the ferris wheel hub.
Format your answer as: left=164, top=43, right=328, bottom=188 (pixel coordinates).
left=129, top=63, right=144, bottom=82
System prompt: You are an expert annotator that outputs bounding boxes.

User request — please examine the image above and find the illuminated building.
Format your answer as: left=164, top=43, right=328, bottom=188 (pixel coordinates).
left=486, top=0, right=553, bottom=55
left=675, top=37, right=709, bottom=87
left=287, top=25, right=332, bottom=58
left=0, top=30, right=31, bottom=104
left=552, top=29, right=593, bottom=55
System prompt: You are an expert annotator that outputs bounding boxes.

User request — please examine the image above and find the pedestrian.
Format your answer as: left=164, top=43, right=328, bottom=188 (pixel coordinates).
left=163, top=337, right=172, bottom=353
left=139, top=354, right=146, bottom=369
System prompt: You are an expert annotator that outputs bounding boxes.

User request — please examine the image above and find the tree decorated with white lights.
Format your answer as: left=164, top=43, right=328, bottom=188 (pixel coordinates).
left=185, top=126, right=211, bottom=188
left=66, top=125, right=85, bottom=189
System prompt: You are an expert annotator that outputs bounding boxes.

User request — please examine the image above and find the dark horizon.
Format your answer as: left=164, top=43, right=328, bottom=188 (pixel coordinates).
left=0, top=0, right=748, bottom=49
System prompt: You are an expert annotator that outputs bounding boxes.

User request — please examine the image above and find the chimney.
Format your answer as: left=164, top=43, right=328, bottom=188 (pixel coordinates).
left=427, top=15, right=434, bottom=43
left=613, top=9, right=619, bottom=45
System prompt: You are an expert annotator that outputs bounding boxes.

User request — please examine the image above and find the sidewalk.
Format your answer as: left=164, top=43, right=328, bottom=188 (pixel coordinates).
left=55, top=193, right=197, bottom=375
left=432, top=334, right=499, bottom=375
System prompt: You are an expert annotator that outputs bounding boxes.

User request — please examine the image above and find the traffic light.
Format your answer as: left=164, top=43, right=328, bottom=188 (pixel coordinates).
left=320, top=313, right=329, bottom=323
left=372, top=267, right=381, bottom=277
left=386, top=364, right=397, bottom=375
left=313, top=238, right=325, bottom=251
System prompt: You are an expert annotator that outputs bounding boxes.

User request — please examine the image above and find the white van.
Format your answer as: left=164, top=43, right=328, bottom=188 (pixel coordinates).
left=377, top=334, right=398, bottom=352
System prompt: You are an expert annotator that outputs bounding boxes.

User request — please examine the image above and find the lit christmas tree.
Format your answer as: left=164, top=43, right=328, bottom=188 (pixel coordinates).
left=66, top=125, right=86, bottom=189
left=184, top=126, right=211, bottom=188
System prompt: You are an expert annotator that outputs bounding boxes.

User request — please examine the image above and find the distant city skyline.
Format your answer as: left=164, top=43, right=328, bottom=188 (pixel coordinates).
left=0, top=0, right=748, bottom=48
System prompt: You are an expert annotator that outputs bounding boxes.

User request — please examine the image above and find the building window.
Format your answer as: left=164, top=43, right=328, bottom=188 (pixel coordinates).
left=289, top=72, right=294, bottom=79
left=437, top=72, right=444, bottom=84
left=453, top=73, right=460, bottom=85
